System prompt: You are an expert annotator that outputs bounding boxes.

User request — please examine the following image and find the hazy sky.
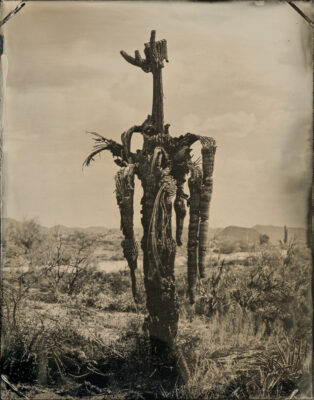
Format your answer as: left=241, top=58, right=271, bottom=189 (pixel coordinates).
left=2, top=1, right=312, bottom=228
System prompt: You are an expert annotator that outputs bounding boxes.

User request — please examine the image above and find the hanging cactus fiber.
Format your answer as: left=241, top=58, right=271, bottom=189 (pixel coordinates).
left=84, top=30, right=216, bottom=378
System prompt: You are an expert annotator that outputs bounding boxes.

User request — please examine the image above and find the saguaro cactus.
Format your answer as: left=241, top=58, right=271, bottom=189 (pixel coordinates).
left=84, top=31, right=216, bottom=360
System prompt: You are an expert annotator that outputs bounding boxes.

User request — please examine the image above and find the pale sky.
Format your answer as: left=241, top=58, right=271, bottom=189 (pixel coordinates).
left=2, top=1, right=312, bottom=228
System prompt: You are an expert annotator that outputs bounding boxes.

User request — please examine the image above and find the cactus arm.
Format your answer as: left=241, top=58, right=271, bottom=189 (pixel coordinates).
left=121, top=125, right=143, bottom=163
left=120, top=30, right=168, bottom=74
left=115, top=165, right=139, bottom=302
left=120, top=50, right=150, bottom=73
left=121, top=116, right=162, bottom=163
left=187, top=164, right=202, bottom=304
left=173, top=132, right=201, bottom=149
left=174, top=188, right=187, bottom=246
left=198, top=138, right=216, bottom=278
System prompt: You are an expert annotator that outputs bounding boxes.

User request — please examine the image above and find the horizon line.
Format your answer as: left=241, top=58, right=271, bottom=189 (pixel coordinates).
left=2, top=216, right=307, bottom=231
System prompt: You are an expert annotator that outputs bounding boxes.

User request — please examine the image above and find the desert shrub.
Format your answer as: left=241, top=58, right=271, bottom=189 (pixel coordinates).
left=1, top=297, right=119, bottom=387
left=229, top=244, right=311, bottom=337
left=259, top=234, right=270, bottom=245
left=3, top=219, right=46, bottom=268
left=41, top=231, right=98, bottom=296
left=249, top=335, right=311, bottom=397
left=174, top=312, right=311, bottom=400
left=177, top=241, right=311, bottom=343
left=194, top=261, right=231, bottom=318
left=102, top=270, right=132, bottom=295
left=3, top=221, right=101, bottom=301
left=176, top=259, right=239, bottom=321
left=76, top=269, right=146, bottom=313
left=2, top=268, right=39, bottom=338
left=1, top=326, right=39, bottom=383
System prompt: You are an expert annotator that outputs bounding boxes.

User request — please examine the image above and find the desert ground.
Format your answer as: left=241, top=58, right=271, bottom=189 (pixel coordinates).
left=1, top=219, right=312, bottom=399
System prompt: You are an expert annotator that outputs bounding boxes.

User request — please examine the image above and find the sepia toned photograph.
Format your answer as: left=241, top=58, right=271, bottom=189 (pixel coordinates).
left=0, top=1, right=312, bottom=399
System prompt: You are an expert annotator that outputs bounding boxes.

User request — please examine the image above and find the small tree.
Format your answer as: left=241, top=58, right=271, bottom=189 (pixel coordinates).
left=84, top=31, right=216, bottom=370
left=4, top=219, right=44, bottom=268
left=259, top=234, right=270, bottom=245
left=42, top=230, right=95, bottom=296
left=279, top=225, right=289, bottom=249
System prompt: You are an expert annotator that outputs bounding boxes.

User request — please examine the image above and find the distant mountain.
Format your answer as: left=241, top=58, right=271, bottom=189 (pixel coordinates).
left=3, top=217, right=48, bottom=234
left=215, top=226, right=260, bottom=243
left=179, top=227, right=222, bottom=244
left=214, top=225, right=307, bottom=244
left=253, top=225, right=307, bottom=243
left=47, top=224, right=111, bottom=235
left=3, top=218, right=307, bottom=244
left=2, top=218, right=118, bottom=236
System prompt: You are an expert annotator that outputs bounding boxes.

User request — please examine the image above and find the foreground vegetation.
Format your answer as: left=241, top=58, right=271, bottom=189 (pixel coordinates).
left=1, top=219, right=312, bottom=399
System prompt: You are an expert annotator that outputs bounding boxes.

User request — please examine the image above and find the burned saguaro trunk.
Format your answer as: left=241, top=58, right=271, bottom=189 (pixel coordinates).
left=121, top=32, right=179, bottom=353
left=139, top=160, right=179, bottom=354
left=84, top=30, right=216, bottom=373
